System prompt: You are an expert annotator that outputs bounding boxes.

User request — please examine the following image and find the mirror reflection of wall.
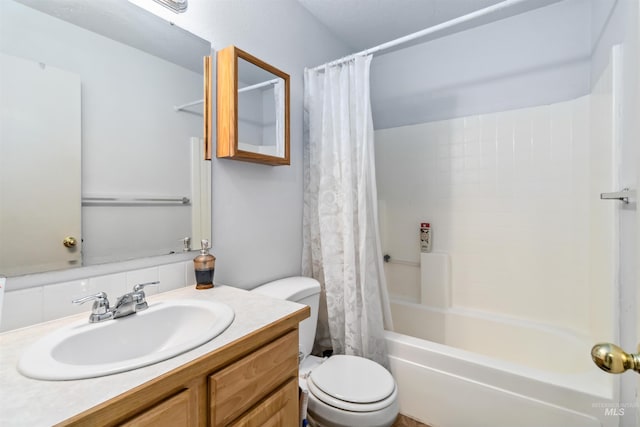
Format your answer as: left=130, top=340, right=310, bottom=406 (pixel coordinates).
left=237, top=58, right=286, bottom=158
left=0, top=0, right=211, bottom=276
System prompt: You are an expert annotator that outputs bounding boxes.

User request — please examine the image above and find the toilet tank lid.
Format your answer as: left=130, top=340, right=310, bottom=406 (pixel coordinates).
left=252, top=276, right=321, bottom=302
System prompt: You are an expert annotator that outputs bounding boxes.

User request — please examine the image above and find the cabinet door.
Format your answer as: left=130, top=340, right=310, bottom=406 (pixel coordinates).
left=229, top=378, right=298, bottom=427
left=209, top=331, right=297, bottom=426
left=121, top=388, right=196, bottom=427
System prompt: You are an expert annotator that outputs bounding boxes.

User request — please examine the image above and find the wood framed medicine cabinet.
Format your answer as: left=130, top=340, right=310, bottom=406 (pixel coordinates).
left=204, top=55, right=213, bottom=160
left=216, top=45, right=290, bottom=166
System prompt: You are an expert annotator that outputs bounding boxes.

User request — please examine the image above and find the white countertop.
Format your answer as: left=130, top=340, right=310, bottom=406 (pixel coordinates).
left=0, top=285, right=305, bottom=426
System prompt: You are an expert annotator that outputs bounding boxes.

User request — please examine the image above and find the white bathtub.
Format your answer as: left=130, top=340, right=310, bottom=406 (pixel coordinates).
left=386, top=299, right=619, bottom=427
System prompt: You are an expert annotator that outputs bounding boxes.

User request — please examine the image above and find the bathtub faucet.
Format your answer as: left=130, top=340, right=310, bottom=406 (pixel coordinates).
left=591, top=343, right=640, bottom=374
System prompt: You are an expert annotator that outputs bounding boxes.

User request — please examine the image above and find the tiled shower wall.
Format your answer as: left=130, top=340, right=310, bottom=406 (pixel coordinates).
left=376, top=94, right=614, bottom=336
left=0, top=261, right=196, bottom=332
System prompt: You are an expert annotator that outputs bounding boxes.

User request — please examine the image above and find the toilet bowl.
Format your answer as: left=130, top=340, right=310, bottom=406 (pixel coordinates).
left=306, top=354, right=399, bottom=427
left=252, top=277, right=399, bottom=427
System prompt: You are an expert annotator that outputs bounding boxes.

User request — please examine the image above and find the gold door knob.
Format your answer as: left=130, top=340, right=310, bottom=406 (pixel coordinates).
left=591, top=343, right=640, bottom=374
left=63, top=236, right=77, bottom=248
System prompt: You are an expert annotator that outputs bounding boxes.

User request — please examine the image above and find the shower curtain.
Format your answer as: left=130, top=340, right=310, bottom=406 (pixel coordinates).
left=302, top=55, right=392, bottom=367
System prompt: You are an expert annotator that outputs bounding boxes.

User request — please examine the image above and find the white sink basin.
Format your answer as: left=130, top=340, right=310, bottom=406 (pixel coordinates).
left=18, top=299, right=234, bottom=380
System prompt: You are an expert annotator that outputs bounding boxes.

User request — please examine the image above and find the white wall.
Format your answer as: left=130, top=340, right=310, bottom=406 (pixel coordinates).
left=371, top=0, right=592, bottom=130
left=130, top=0, right=352, bottom=289
left=376, top=94, right=616, bottom=335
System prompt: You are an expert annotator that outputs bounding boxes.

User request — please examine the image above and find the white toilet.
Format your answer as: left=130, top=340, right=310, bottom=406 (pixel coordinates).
left=252, top=276, right=399, bottom=427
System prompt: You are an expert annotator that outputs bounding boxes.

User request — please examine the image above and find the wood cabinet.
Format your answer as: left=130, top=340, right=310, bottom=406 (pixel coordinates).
left=209, top=331, right=297, bottom=426
left=216, top=45, right=290, bottom=166
left=229, top=379, right=298, bottom=427
left=121, top=388, right=196, bottom=427
left=59, top=307, right=308, bottom=427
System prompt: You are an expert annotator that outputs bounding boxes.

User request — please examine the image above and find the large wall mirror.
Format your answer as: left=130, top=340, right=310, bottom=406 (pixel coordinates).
left=0, top=0, right=212, bottom=276
left=216, top=45, right=290, bottom=166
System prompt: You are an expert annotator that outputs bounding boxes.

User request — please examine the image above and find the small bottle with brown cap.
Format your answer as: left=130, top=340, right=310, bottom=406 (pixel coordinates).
left=193, top=239, right=215, bottom=289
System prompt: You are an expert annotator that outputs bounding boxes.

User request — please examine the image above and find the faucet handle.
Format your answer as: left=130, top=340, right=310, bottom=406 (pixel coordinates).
left=72, top=292, right=113, bottom=322
left=133, top=281, right=159, bottom=292
left=73, top=291, right=109, bottom=311
left=131, top=281, right=159, bottom=312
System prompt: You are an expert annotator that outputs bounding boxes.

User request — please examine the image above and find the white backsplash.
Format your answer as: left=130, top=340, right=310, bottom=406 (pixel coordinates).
left=0, top=261, right=196, bottom=332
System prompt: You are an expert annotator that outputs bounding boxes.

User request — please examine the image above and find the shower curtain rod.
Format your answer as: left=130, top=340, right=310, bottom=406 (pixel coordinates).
left=310, top=0, right=534, bottom=71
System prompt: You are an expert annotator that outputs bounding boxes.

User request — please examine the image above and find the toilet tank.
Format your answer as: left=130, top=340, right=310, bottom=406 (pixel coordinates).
left=252, top=277, right=320, bottom=359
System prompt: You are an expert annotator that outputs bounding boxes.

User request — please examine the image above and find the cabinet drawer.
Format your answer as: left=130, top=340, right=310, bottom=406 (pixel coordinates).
left=229, top=378, right=298, bottom=427
left=121, top=388, right=195, bottom=427
left=209, top=330, right=298, bottom=426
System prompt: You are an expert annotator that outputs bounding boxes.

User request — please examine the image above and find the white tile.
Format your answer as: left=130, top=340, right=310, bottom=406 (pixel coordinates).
left=464, top=140, right=481, bottom=158
left=42, top=279, right=91, bottom=321
left=464, top=157, right=480, bottom=171
left=495, top=111, right=514, bottom=142
left=185, top=260, right=196, bottom=288
left=479, top=154, right=497, bottom=171
left=1, top=287, right=44, bottom=332
left=450, top=124, right=465, bottom=144
left=479, top=113, right=497, bottom=142
left=126, top=268, right=159, bottom=296
left=437, top=141, right=451, bottom=159
left=496, top=137, right=514, bottom=169
left=450, top=142, right=465, bottom=158
left=480, top=138, right=497, bottom=158
left=90, top=272, right=128, bottom=298
left=41, top=273, right=129, bottom=322
left=376, top=96, right=596, bottom=334
left=463, top=117, right=480, bottom=144
left=158, top=262, right=186, bottom=292
left=451, top=158, right=465, bottom=172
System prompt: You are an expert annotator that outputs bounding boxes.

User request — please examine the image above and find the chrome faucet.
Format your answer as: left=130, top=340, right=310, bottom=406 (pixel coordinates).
left=72, top=281, right=159, bottom=323
left=112, top=281, right=158, bottom=319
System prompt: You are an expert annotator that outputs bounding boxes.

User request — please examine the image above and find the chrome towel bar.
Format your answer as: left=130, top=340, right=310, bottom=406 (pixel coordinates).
left=82, top=196, right=190, bottom=206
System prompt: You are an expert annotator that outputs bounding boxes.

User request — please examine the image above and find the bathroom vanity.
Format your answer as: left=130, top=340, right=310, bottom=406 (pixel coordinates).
left=0, top=286, right=309, bottom=426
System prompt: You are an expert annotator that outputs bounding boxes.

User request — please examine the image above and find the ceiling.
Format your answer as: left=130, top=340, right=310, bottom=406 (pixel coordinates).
left=296, top=0, right=506, bottom=51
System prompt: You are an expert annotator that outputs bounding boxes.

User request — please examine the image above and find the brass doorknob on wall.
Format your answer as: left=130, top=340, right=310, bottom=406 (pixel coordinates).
left=591, top=343, right=640, bottom=374
left=63, top=236, right=77, bottom=248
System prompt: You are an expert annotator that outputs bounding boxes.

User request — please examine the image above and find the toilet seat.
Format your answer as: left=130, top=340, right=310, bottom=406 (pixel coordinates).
left=308, top=355, right=397, bottom=412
